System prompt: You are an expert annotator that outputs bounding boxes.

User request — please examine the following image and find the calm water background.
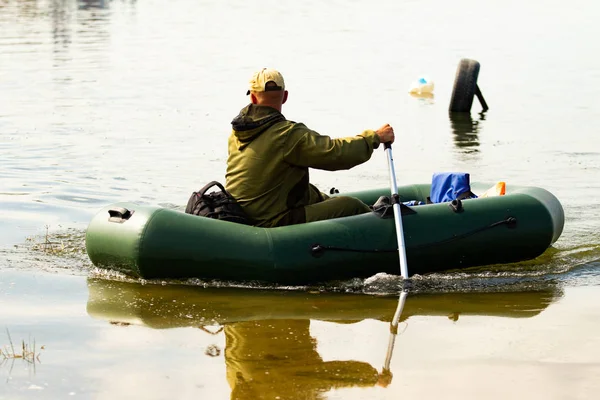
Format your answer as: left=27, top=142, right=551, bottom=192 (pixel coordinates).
left=1, top=0, right=600, bottom=399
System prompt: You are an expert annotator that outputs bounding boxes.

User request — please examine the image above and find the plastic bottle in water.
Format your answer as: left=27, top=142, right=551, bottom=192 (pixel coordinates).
left=408, top=77, right=435, bottom=95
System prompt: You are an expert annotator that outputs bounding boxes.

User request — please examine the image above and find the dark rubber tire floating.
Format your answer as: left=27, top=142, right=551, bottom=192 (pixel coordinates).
left=449, top=59, right=488, bottom=113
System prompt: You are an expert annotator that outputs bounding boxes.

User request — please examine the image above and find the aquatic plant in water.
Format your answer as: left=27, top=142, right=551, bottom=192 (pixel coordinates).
left=25, top=225, right=86, bottom=256
left=0, top=328, right=43, bottom=364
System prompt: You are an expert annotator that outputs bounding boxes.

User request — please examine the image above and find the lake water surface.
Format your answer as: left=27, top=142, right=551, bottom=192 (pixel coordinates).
left=1, top=0, right=600, bottom=399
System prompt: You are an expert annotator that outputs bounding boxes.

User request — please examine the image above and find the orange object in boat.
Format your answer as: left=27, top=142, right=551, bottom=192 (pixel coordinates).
left=480, top=182, right=506, bottom=198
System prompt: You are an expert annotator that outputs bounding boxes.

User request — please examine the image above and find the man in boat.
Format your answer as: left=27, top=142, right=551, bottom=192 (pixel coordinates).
left=226, top=68, right=395, bottom=227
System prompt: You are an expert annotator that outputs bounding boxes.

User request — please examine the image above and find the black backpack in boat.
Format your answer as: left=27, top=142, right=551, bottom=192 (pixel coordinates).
left=184, top=181, right=252, bottom=225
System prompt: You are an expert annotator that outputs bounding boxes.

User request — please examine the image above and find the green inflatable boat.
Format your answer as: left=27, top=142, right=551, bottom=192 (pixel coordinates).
left=85, top=182, right=564, bottom=285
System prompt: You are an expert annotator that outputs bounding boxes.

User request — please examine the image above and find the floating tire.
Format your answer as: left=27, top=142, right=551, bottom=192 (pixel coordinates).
left=449, top=59, right=481, bottom=113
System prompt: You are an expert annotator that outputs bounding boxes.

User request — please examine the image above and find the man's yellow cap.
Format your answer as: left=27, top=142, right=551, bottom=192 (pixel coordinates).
left=246, top=68, right=285, bottom=95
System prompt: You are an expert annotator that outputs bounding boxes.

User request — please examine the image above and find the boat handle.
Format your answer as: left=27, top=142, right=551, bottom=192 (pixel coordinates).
left=108, top=207, right=134, bottom=223
left=449, top=199, right=463, bottom=213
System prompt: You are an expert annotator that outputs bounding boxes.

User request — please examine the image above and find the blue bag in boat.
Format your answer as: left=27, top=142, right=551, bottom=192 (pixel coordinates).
left=429, top=172, right=477, bottom=203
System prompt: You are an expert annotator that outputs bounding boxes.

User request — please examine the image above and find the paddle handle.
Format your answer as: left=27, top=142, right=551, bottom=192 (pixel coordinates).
left=384, top=143, right=409, bottom=279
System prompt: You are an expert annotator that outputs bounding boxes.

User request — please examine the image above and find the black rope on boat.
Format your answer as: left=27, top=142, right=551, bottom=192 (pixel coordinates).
left=310, top=217, right=517, bottom=257
left=411, top=216, right=517, bottom=250
left=310, top=244, right=392, bottom=257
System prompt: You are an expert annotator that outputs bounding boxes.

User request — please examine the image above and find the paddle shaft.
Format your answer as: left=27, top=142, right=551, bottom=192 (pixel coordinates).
left=384, top=143, right=409, bottom=279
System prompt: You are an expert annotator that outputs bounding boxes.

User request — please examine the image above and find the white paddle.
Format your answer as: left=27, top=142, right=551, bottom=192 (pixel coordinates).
left=384, top=143, right=409, bottom=279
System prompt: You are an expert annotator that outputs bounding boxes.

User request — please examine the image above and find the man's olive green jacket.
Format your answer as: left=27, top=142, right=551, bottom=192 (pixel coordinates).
left=225, top=104, right=381, bottom=227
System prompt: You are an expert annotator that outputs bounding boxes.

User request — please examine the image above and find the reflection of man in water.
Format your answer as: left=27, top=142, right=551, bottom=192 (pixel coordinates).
left=225, top=319, right=391, bottom=399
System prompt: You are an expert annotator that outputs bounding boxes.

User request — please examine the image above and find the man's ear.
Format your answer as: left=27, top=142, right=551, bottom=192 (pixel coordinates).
left=282, top=90, right=289, bottom=105
left=250, top=93, right=258, bottom=104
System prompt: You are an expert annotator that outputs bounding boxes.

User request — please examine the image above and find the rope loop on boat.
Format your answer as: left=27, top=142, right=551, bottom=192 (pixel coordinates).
left=309, top=216, right=517, bottom=257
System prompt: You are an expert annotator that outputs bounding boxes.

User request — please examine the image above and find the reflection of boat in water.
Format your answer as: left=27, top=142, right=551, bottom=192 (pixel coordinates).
left=86, top=279, right=561, bottom=328
left=86, top=279, right=561, bottom=399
